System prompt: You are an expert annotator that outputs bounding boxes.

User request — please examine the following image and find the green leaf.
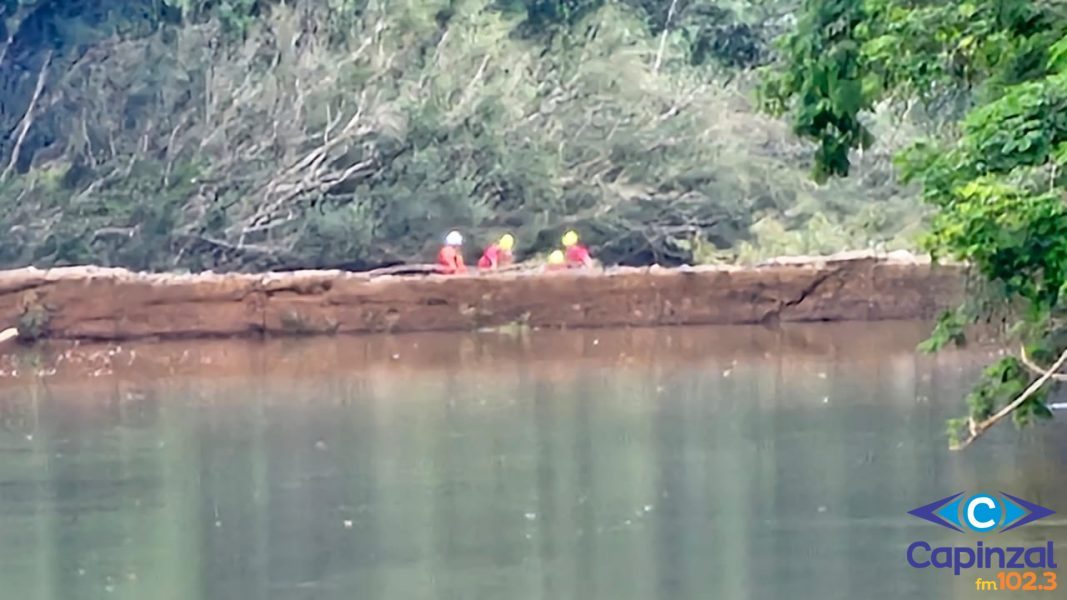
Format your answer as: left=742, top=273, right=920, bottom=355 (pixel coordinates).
left=1049, top=36, right=1067, bottom=74
left=830, top=77, right=863, bottom=116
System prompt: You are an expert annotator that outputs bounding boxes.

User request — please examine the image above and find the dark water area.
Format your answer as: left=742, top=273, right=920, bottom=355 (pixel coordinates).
left=0, top=322, right=1064, bottom=600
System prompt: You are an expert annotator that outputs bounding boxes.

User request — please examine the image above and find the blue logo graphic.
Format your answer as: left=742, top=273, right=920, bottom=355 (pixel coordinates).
left=909, top=492, right=1055, bottom=534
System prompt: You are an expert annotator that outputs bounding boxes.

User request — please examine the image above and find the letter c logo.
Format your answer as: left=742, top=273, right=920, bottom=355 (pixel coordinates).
left=965, top=495, right=1000, bottom=532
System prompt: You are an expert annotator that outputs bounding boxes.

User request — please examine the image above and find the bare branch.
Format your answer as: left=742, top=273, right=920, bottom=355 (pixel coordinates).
left=952, top=347, right=1067, bottom=450
left=81, top=111, right=97, bottom=167
left=451, top=54, right=492, bottom=118
left=320, top=158, right=376, bottom=189
left=163, top=112, right=193, bottom=186
left=73, top=155, right=137, bottom=203
left=0, top=31, right=13, bottom=67
left=652, top=0, right=680, bottom=74
left=657, top=85, right=705, bottom=122
left=3, top=50, right=53, bottom=179
left=93, top=226, right=138, bottom=241
left=1019, top=345, right=1067, bottom=381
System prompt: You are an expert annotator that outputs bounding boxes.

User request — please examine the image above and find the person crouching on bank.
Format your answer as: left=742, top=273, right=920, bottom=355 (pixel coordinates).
left=437, top=230, right=467, bottom=275
left=562, top=230, right=593, bottom=268
left=478, top=233, right=515, bottom=270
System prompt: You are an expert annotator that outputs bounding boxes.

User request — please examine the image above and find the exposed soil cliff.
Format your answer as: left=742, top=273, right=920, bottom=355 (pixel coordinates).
left=0, top=253, right=964, bottom=342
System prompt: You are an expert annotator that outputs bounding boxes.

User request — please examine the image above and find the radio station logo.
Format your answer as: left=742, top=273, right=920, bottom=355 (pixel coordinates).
left=909, top=492, right=1055, bottom=534
left=906, top=492, right=1057, bottom=580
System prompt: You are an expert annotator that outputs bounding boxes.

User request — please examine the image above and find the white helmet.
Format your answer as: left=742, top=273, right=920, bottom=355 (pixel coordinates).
left=445, top=230, right=463, bottom=246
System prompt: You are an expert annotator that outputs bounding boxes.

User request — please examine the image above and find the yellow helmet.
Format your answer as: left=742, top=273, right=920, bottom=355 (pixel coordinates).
left=547, top=250, right=565, bottom=265
left=562, top=230, right=579, bottom=247
left=498, top=233, right=515, bottom=251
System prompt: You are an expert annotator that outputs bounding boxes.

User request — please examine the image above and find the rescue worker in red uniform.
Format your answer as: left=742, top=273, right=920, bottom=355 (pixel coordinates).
left=437, top=230, right=467, bottom=274
left=478, top=233, right=515, bottom=270
left=562, top=230, right=593, bottom=268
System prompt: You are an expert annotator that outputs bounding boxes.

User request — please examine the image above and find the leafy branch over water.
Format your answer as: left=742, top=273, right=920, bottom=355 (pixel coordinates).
left=761, top=0, right=1067, bottom=447
left=949, top=348, right=1067, bottom=450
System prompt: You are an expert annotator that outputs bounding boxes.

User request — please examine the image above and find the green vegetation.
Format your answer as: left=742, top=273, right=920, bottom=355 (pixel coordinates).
left=762, top=0, right=1067, bottom=447
left=0, top=0, right=923, bottom=272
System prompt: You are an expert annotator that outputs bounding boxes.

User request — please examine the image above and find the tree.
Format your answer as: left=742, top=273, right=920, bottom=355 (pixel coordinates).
left=0, top=0, right=926, bottom=272
left=760, top=0, right=1067, bottom=448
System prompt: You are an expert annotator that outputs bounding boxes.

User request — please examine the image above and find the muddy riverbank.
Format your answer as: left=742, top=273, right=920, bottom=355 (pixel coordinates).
left=0, top=253, right=964, bottom=342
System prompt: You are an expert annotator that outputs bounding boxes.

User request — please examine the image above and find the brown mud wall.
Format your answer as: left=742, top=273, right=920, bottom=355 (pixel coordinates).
left=0, top=253, right=965, bottom=342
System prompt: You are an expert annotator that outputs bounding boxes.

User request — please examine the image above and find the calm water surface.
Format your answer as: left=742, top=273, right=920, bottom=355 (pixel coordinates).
left=0, top=322, right=1064, bottom=600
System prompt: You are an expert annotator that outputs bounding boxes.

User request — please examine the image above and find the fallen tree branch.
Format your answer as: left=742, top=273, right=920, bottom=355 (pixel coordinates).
left=177, top=234, right=298, bottom=263
left=319, top=157, right=376, bottom=189
left=449, top=54, right=491, bottom=122
left=951, top=347, right=1067, bottom=451
left=73, top=154, right=138, bottom=203
left=365, top=264, right=441, bottom=277
left=92, top=226, right=138, bottom=241
left=273, top=96, right=368, bottom=183
left=1019, top=345, right=1067, bottom=381
left=241, top=151, right=377, bottom=236
left=656, top=85, right=704, bottom=123
left=3, top=50, right=52, bottom=179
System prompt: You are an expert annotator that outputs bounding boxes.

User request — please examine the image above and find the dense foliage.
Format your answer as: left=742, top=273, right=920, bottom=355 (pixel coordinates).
left=762, top=0, right=1067, bottom=447
left=0, top=0, right=922, bottom=271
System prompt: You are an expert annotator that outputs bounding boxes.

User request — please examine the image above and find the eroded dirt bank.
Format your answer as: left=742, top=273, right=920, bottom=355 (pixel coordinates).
left=0, top=253, right=964, bottom=342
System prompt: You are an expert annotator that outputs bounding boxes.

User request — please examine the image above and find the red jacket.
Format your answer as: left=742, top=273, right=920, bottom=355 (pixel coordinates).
left=565, top=244, right=592, bottom=267
left=478, top=244, right=512, bottom=269
left=437, top=246, right=466, bottom=274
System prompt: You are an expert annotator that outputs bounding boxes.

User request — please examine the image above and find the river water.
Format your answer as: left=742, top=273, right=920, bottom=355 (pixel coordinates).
left=0, top=322, right=1064, bottom=600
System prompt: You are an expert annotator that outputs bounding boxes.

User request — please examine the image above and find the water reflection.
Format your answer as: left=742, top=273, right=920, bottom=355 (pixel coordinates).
left=0, top=323, right=1064, bottom=600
